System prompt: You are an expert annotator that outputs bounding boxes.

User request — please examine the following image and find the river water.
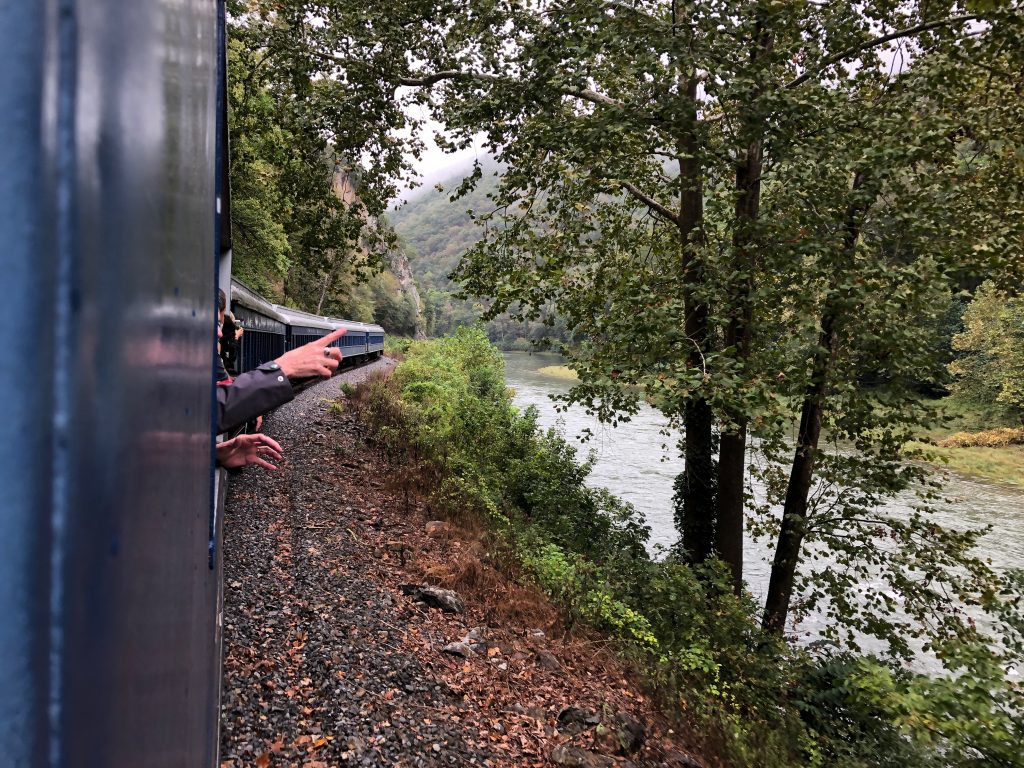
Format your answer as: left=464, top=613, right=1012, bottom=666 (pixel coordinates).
left=504, top=352, right=1024, bottom=657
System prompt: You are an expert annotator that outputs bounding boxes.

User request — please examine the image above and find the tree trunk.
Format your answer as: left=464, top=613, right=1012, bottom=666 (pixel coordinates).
left=716, top=134, right=763, bottom=592
left=682, top=394, right=716, bottom=564
left=676, top=73, right=715, bottom=565
left=762, top=171, right=868, bottom=635
left=714, top=17, right=772, bottom=593
left=315, top=268, right=333, bottom=315
left=716, top=427, right=746, bottom=590
left=761, top=314, right=836, bottom=634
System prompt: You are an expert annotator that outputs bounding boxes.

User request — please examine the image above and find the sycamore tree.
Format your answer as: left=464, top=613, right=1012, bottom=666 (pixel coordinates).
left=391, top=0, right=1024, bottom=654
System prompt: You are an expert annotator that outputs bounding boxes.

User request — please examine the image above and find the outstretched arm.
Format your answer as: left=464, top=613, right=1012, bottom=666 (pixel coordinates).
left=216, top=328, right=348, bottom=433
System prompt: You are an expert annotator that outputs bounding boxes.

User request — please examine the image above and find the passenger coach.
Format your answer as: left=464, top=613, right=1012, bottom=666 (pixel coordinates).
left=230, top=278, right=288, bottom=371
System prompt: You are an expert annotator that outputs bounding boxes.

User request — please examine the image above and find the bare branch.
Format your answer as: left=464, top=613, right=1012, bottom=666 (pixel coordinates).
left=399, top=68, right=627, bottom=110
left=603, top=1, right=669, bottom=27
left=397, top=69, right=500, bottom=88
left=786, top=14, right=985, bottom=89
left=619, top=180, right=680, bottom=225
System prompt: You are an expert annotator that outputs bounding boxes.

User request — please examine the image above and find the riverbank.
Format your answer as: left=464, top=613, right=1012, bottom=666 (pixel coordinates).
left=907, top=441, right=1024, bottom=486
left=911, top=398, right=1024, bottom=486
left=353, top=335, right=1024, bottom=767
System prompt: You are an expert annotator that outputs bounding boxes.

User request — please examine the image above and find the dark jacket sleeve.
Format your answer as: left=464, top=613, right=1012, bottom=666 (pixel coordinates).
left=216, top=361, right=294, bottom=433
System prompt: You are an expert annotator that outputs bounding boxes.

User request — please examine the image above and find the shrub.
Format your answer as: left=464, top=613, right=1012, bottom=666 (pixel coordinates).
left=509, top=336, right=532, bottom=352
left=384, top=335, right=414, bottom=359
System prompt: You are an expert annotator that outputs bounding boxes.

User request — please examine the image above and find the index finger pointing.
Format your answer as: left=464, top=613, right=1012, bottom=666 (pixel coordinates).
left=318, top=327, right=347, bottom=346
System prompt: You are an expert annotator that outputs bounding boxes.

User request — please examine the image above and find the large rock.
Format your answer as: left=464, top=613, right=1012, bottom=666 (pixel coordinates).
left=593, top=712, right=646, bottom=755
left=536, top=650, right=562, bottom=671
left=662, top=750, right=706, bottom=768
left=398, top=583, right=465, bottom=613
left=441, top=642, right=475, bottom=658
left=557, top=706, right=601, bottom=730
left=424, top=520, right=449, bottom=538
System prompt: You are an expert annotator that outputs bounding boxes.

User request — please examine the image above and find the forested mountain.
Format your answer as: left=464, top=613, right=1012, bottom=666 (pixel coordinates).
left=231, top=157, right=422, bottom=335
left=390, top=160, right=500, bottom=293
left=226, top=16, right=422, bottom=336
left=389, top=161, right=574, bottom=347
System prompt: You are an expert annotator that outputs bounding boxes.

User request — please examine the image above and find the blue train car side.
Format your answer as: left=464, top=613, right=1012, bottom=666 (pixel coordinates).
left=274, top=305, right=338, bottom=350
left=1, top=1, right=224, bottom=766
left=1, top=3, right=387, bottom=766
left=230, top=278, right=288, bottom=371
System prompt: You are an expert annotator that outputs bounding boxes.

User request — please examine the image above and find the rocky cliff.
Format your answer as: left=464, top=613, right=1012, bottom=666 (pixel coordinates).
left=387, top=247, right=426, bottom=339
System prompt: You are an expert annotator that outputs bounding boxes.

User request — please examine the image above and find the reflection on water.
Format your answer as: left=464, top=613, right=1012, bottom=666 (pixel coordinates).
left=504, top=351, right=1024, bottom=662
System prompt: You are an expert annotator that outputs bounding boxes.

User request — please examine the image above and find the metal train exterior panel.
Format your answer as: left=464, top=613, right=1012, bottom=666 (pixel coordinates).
left=274, top=305, right=341, bottom=350
left=367, top=328, right=386, bottom=355
left=230, top=278, right=288, bottom=371
left=0, top=2, right=385, bottom=766
left=1, top=1, right=223, bottom=765
left=271, top=305, right=384, bottom=364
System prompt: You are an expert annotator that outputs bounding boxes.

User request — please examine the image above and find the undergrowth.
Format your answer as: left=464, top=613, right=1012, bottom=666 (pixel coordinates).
left=352, top=328, right=1023, bottom=768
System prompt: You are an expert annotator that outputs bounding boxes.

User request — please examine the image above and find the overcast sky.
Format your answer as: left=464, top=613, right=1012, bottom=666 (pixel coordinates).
left=392, top=106, right=488, bottom=205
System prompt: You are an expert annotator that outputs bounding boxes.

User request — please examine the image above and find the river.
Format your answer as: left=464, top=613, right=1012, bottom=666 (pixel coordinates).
left=504, top=351, right=1024, bottom=658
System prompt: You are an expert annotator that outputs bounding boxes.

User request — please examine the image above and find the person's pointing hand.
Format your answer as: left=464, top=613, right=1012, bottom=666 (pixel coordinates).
left=276, top=328, right=346, bottom=379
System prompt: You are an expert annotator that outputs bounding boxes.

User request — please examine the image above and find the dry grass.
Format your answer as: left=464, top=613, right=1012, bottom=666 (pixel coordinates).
left=419, top=539, right=562, bottom=630
left=536, top=365, right=579, bottom=381
left=908, top=441, right=1024, bottom=486
left=936, top=427, right=1024, bottom=448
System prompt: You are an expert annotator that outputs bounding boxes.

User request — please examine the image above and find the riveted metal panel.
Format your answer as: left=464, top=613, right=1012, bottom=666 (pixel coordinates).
left=1, top=1, right=222, bottom=766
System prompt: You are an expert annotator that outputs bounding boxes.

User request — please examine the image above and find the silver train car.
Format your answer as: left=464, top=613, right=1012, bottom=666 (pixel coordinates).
left=1, top=2, right=384, bottom=766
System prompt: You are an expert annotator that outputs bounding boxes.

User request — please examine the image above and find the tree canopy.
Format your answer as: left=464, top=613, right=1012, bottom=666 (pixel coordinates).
left=949, top=281, right=1024, bottom=422
left=226, top=0, right=437, bottom=315
left=402, top=0, right=1024, bottom=645
left=224, top=1, right=1024, bottom=762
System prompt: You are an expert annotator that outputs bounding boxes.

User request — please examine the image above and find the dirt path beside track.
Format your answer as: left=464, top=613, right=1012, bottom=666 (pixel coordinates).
left=219, top=358, right=701, bottom=768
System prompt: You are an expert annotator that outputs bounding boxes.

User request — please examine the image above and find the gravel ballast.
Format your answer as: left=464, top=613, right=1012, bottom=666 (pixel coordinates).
left=219, top=358, right=702, bottom=768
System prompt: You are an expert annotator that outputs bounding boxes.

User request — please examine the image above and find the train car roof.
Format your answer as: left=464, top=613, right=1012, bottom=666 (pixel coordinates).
left=230, top=278, right=287, bottom=322
left=327, top=319, right=371, bottom=333
left=272, top=304, right=337, bottom=331
left=324, top=317, right=385, bottom=333
left=228, top=279, right=382, bottom=333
